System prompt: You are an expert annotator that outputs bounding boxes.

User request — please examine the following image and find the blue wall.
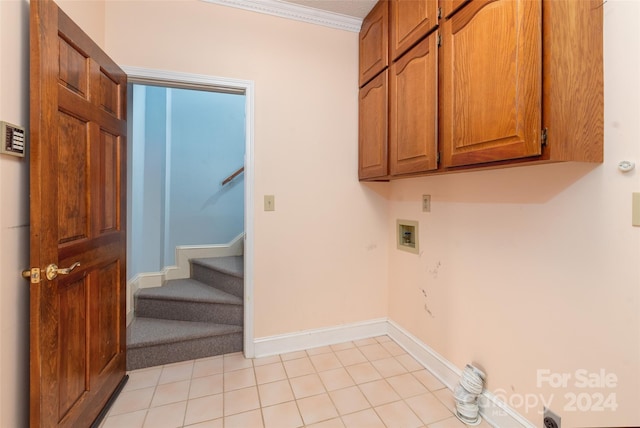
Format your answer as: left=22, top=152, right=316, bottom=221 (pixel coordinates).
left=128, top=85, right=245, bottom=280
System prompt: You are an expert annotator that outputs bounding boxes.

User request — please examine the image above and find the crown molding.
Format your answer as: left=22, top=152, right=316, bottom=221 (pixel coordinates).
left=200, top=0, right=363, bottom=32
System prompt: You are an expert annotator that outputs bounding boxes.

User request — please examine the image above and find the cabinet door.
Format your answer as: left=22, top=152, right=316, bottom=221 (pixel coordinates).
left=360, top=1, right=389, bottom=87
left=359, top=71, right=388, bottom=180
left=441, top=0, right=469, bottom=18
left=440, top=0, right=542, bottom=167
left=390, top=34, right=438, bottom=175
left=390, top=0, right=438, bottom=60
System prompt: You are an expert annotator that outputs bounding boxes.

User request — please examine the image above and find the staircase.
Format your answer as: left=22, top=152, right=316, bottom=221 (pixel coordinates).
left=127, top=256, right=244, bottom=370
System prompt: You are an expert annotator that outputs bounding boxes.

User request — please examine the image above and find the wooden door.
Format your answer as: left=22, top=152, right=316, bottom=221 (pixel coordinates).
left=390, top=0, right=438, bottom=60
left=440, top=0, right=542, bottom=167
left=359, top=0, right=389, bottom=87
left=389, top=33, right=438, bottom=175
left=359, top=70, right=388, bottom=180
left=29, top=1, right=128, bottom=426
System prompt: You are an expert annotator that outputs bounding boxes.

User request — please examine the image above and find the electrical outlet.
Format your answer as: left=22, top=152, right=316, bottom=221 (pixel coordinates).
left=422, top=195, right=431, bottom=212
left=543, top=407, right=561, bottom=428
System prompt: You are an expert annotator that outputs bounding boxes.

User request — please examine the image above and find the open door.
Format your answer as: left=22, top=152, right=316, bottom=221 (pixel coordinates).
left=27, top=0, right=128, bottom=426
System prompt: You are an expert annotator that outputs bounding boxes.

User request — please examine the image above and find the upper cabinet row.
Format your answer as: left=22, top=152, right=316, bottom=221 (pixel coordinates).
left=358, top=0, right=604, bottom=181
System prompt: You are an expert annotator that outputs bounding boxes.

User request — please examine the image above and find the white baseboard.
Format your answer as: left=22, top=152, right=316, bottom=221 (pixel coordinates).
left=386, top=320, right=461, bottom=390
left=387, top=320, right=535, bottom=428
left=166, top=234, right=244, bottom=281
left=252, top=317, right=535, bottom=428
left=126, top=234, right=244, bottom=324
left=252, top=318, right=388, bottom=358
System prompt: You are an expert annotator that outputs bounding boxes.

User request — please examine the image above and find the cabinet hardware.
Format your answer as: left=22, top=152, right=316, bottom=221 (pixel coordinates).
left=541, top=128, right=548, bottom=147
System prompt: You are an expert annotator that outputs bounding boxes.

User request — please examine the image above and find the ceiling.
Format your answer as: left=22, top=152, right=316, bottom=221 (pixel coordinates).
left=280, top=0, right=377, bottom=19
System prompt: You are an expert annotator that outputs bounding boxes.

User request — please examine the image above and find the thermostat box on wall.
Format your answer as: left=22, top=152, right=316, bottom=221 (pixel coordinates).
left=1, top=121, right=26, bottom=158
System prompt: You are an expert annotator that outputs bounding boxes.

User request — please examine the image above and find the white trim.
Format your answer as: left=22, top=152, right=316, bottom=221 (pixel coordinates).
left=253, top=318, right=388, bottom=358
left=167, top=234, right=245, bottom=280
left=200, top=0, right=363, bottom=32
left=124, top=66, right=255, bottom=358
left=387, top=320, right=461, bottom=390
left=251, top=318, right=536, bottom=428
left=387, top=320, right=535, bottom=428
left=243, top=79, right=256, bottom=358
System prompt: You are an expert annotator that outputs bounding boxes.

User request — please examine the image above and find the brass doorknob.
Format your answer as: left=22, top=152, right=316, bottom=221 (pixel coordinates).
left=45, top=262, right=81, bottom=281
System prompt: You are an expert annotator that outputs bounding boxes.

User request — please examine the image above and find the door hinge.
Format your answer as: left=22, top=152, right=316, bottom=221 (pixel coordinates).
left=437, top=7, right=442, bottom=19
left=541, top=128, right=548, bottom=146
left=437, top=152, right=441, bottom=164
left=22, top=267, right=41, bottom=284
left=437, top=33, right=442, bottom=47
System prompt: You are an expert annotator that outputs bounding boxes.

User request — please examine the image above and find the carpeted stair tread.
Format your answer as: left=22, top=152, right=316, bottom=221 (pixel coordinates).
left=136, top=279, right=242, bottom=305
left=127, top=317, right=242, bottom=349
left=191, top=256, right=244, bottom=279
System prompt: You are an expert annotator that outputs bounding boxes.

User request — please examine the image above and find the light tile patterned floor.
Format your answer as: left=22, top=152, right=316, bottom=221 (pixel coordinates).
left=101, top=336, right=493, bottom=428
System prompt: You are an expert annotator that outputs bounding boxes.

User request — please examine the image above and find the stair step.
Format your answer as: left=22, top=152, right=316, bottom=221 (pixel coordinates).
left=127, top=317, right=242, bottom=370
left=135, top=279, right=243, bottom=325
left=192, top=256, right=244, bottom=278
left=191, top=256, right=244, bottom=298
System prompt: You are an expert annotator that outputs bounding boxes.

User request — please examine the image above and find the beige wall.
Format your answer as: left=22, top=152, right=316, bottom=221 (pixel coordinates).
left=103, top=1, right=390, bottom=337
left=387, top=1, right=640, bottom=426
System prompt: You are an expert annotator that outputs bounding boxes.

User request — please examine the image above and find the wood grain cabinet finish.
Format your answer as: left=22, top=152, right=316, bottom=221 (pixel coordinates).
left=440, top=0, right=543, bottom=167
left=441, top=0, right=470, bottom=18
left=390, top=0, right=439, bottom=60
left=359, top=71, right=389, bottom=179
left=390, top=34, right=438, bottom=175
left=357, top=0, right=603, bottom=181
left=359, top=0, right=389, bottom=87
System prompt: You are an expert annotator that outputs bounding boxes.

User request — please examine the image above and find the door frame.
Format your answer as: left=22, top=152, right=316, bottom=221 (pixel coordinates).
left=123, top=66, right=256, bottom=358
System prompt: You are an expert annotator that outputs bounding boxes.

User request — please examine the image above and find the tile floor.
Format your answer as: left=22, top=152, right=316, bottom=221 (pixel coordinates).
left=101, top=335, right=493, bottom=428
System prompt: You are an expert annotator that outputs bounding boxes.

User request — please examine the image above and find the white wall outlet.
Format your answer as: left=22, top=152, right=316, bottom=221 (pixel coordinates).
left=422, top=195, right=431, bottom=212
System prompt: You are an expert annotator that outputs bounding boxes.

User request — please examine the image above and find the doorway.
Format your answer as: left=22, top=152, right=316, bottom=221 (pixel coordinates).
left=125, top=67, right=255, bottom=357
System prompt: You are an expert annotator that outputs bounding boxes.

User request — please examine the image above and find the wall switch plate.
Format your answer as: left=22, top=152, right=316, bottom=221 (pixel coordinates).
left=264, top=195, right=275, bottom=211
left=633, top=193, right=640, bottom=227
left=0, top=121, right=26, bottom=158
left=422, top=195, right=431, bottom=212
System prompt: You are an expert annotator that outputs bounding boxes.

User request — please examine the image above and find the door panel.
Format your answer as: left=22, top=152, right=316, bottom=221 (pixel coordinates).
left=390, top=0, right=438, bottom=60
left=440, top=0, right=542, bottom=167
left=358, top=71, right=388, bottom=179
left=30, top=1, right=127, bottom=426
left=359, top=0, right=389, bottom=87
left=389, top=34, right=438, bottom=175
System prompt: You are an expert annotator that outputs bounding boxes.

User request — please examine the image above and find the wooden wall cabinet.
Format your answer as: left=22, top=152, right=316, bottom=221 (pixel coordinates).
left=390, top=0, right=439, bottom=60
left=357, top=0, right=603, bottom=181
left=359, top=71, right=388, bottom=179
left=440, top=0, right=543, bottom=167
left=389, top=33, right=438, bottom=175
left=359, top=0, right=389, bottom=87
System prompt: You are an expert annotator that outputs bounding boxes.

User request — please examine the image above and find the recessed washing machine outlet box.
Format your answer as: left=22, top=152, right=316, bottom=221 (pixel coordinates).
left=397, top=219, right=419, bottom=254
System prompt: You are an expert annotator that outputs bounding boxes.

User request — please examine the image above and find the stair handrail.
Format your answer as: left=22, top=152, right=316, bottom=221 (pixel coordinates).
left=221, top=166, right=244, bottom=186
